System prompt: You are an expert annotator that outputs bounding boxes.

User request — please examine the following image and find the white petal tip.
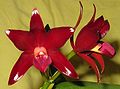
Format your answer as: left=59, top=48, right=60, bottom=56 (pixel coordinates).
left=5, top=30, right=10, bottom=35
left=32, top=8, right=39, bottom=15
left=70, top=28, right=74, bottom=32
left=14, top=73, right=23, bottom=81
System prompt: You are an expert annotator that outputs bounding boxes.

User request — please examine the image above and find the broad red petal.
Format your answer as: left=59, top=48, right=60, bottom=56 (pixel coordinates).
left=49, top=50, right=78, bottom=79
left=30, top=8, right=44, bottom=32
left=75, top=26, right=99, bottom=52
left=48, top=27, right=75, bottom=48
left=91, top=53, right=104, bottom=73
left=5, top=30, right=35, bottom=51
left=8, top=52, right=33, bottom=85
left=91, top=16, right=105, bottom=28
left=77, top=52, right=100, bottom=82
left=90, top=17, right=110, bottom=38
left=33, top=55, right=52, bottom=73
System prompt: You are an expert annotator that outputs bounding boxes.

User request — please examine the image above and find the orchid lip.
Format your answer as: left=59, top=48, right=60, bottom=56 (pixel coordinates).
left=34, top=46, right=48, bottom=58
left=91, top=42, right=115, bottom=57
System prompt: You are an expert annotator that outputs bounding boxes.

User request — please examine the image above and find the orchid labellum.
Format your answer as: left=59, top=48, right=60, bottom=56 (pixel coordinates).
left=6, top=8, right=80, bottom=85
left=70, top=3, right=115, bottom=82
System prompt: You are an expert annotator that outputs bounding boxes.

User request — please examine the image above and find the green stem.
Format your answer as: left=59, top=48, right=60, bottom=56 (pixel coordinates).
left=40, top=50, right=76, bottom=89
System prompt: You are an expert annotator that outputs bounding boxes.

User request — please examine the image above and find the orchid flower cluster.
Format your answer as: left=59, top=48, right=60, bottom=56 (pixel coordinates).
left=5, top=1, right=115, bottom=88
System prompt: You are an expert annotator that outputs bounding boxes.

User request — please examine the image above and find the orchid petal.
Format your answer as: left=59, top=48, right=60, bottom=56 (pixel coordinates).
left=8, top=52, right=33, bottom=85
left=5, top=30, right=34, bottom=51
left=91, top=53, right=104, bottom=73
left=30, top=8, right=44, bottom=32
left=91, top=42, right=116, bottom=58
left=33, top=55, right=52, bottom=73
left=74, top=1, right=83, bottom=29
left=99, top=20, right=110, bottom=38
left=49, top=50, right=79, bottom=79
left=88, top=4, right=96, bottom=24
left=70, top=1, right=83, bottom=50
left=77, top=52, right=100, bottom=82
left=99, top=42, right=116, bottom=57
left=75, top=26, right=99, bottom=52
left=92, top=16, right=104, bottom=28
left=49, top=27, right=75, bottom=48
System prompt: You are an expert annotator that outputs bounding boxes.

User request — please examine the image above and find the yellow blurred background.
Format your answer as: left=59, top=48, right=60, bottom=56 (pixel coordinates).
left=0, top=0, right=120, bottom=89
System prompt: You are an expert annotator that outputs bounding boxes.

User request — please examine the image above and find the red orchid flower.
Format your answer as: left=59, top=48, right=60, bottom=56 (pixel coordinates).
left=6, top=8, right=80, bottom=85
left=70, top=4, right=115, bottom=82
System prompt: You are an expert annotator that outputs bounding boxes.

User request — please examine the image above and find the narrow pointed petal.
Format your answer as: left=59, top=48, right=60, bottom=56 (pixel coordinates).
left=77, top=52, right=100, bottom=82
left=30, top=8, right=44, bottom=32
left=49, top=27, right=75, bottom=48
left=70, top=35, right=76, bottom=50
left=8, top=52, right=33, bottom=85
left=99, top=20, right=110, bottom=38
left=88, top=4, right=96, bottom=24
left=73, top=1, right=83, bottom=30
left=91, top=53, right=104, bottom=73
left=5, top=30, right=34, bottom=51
left=33, top=56, right=52, bottom=73
left=49, top=51, right=78, bottom=79
left=91, top=42, right=115, bottom=58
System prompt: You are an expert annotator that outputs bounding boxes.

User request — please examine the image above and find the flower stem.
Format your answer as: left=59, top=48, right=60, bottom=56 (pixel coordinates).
left=40, top=50, right=76, bottom=89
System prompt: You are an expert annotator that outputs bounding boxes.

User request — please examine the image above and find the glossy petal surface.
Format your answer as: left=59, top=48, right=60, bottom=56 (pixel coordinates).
left=49, top=50, right=78, bottom=79
left=30, top=8, right=44, bottom=32
left=8, top=52, right=33, bottom=85
left=75, top=26, right=99, bottom=52
left=49, top=27, right=74, bottom=48
left=6, top=30, right=35, bottom=51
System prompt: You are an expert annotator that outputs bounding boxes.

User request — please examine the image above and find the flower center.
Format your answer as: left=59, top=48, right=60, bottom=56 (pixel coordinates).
left=34, top=46, right=48, bottom=59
